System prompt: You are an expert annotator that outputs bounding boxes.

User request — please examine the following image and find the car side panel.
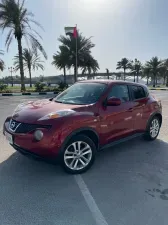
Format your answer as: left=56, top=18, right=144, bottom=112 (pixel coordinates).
left=132, top=97, right=149, bottom=131
left=98, top=102, right=135, bottom=145
left=133, top=94, right=162, bottom=131
left=143, top=95, right=162, bottom=125
left=59, top=114, right=100, bottom=145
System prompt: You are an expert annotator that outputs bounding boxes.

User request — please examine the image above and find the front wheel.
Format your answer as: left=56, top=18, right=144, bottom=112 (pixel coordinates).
left=61, top=135, right=96, bottom=174
left=144, top=116, right=161, bottom=141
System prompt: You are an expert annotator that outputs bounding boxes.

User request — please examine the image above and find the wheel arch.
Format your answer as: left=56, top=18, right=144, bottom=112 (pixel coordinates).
left=146, top=111, right=162, bottom=130
left=60, top=127, right=99, bottom=153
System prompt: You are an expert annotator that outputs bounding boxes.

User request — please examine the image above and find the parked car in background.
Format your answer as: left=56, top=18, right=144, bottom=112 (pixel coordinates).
left=3, top=80, right=162, bottom=174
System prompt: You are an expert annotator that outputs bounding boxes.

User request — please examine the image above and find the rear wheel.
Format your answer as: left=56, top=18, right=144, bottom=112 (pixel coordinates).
left=61, top=135, right=96, bottom=174
left=144, top=116, right=161, bottom=141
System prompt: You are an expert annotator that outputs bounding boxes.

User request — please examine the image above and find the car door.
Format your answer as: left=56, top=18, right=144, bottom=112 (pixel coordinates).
left=99, top=84, right=135, bottom=145
left=129, top=85, right=149, bottom=132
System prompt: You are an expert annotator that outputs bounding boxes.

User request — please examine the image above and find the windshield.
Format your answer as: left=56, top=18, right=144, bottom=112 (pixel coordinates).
left=55, top=83, right=107, bottom=105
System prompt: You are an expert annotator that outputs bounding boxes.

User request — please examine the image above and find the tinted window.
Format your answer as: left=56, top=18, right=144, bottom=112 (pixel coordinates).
left=55, top=83, right=107, bottom=105
left=131, top=86, right=146, bottom=100
left=144, top=87, right=149, bottom=96
left=108, top=85, right=130, bottom=102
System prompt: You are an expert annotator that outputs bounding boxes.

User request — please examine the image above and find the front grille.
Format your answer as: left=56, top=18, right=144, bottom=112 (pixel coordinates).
left=9, top=119, right=51, bottom=134
left=9, top=119, right=21, bottom=132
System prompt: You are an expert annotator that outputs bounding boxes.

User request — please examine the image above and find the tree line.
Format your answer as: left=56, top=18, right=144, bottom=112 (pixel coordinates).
left=116, top=57, right=168, bottom=87
left=0, top=0, right=167, bottom=90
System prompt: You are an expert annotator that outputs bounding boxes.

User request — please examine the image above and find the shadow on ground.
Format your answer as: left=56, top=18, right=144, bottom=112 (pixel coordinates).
left=82, top=138, right=168, bottom=225
left=1, top=138, right=168, bottom=225
left=0, top=151, right=95, bottom=225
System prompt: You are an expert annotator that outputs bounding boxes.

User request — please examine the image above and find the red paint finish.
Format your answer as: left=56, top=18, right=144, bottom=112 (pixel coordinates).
left=3, top=80, right=162, bottom=159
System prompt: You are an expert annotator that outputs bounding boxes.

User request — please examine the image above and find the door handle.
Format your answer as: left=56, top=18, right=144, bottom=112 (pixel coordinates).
left=128, top=108, right=133, bottom=112
left=94, top=113, right=100, bottom=117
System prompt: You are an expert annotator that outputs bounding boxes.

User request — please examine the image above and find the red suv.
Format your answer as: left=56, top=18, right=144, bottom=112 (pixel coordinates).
left=3, top=80, right=162, bottom=174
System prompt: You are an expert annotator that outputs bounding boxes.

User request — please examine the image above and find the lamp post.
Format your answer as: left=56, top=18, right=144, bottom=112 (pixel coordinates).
left=8, top=67, right=14, bottom=87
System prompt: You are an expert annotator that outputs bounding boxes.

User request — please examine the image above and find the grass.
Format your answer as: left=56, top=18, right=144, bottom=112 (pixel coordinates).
left=7, top=86, right=35, bottom=92
left=0, top=85, right=62, bottom=93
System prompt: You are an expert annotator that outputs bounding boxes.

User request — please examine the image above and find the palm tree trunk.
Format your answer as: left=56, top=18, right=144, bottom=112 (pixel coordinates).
left=124, top=68, right=126, bottom=81
left=63, top=66, right=66, bottom=84
left=166, top=75, right=168, bottom=87
left=28, top=66, right=32, bottom=87
left=156, top=76, right=158, bottom=86
left=147, top=76, right=149, bottom=86
left=74, top=66, right=77, bottom=83
left=137, top=72, right=139, bottom=83
left=163, top=75, right=166, bottom=85
left=106, top=70, right=109, bottom=79
left=134, top=73, right=136, bottom=82
left=153, top=74, right=156, bottom=87
left=17, top=38, right=25, bottom=91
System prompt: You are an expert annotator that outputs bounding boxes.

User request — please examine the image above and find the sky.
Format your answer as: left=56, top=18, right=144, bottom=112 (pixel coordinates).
left=0, top=0, right=168, bottom=78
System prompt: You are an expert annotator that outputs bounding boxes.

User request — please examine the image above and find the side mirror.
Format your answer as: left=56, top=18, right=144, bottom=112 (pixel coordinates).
left=107, top=97, right=121, bottom=106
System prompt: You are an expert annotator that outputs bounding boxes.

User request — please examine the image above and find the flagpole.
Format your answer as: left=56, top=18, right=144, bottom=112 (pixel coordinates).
left=75, top=24, right=78, bottom=82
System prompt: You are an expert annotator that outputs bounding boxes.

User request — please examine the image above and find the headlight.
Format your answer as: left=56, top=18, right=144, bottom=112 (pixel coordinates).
left=13, top=103, right=24, bottom=114
left=38, top=109, right=75, bottom=121
left=13, top=102, right=32, bottom=115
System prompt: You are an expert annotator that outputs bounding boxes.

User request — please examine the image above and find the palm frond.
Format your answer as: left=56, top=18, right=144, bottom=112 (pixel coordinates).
left=0, top=48, right=5, bottom=71
left=116, top=58, right=131, bottom=71
left=0, top=0, right=46, bottom=54
left=28, top=33, right=47, bottom=59
left=56, top=32, right=98, bottom=76
left=13, top=47, right=45, bottom=72
left=0, top=60, right=5, bottom=71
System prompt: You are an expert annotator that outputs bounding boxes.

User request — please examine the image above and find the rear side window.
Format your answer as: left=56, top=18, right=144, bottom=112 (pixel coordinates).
left=130, top=85, right=146, bottom=100
left=108, top=85, right=130, bottom=102
left=144, top=87, right=149, bottom=96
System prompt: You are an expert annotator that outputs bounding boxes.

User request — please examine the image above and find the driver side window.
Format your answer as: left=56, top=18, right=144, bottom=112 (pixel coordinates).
left=108, top=85, right=130, bottom=103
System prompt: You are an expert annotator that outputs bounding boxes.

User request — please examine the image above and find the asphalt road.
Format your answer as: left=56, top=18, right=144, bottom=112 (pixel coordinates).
left=0, top=91, right=168, bottom=225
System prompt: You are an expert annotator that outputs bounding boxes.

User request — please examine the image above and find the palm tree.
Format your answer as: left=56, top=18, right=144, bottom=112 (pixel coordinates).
left=116, top=58, right=131, bottom=81
left=142, top=65, right=151, bottom=86
left=130, top=59, right=142, bottom=82
left=157, top=65, right=167, bottom=85
left=58, top=32, right=96, bottom=82
left=52, top=46, right=70, bottom=85
left=13, top=48, right=44, bottom=87
left=0, top=50, right=5, bottom=71
left=162, top=59, right=168, bottom=87
left=0, top=0, right=47, bottom=91
left=145, top=57, right=164, bottom=87
left=81, top=54, right=99, bottom=79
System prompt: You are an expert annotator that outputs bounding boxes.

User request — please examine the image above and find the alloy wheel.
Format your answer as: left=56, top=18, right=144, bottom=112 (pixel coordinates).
left=150, top=118, right=160, bottom=138
left=64, top=141, right=92, bottom=171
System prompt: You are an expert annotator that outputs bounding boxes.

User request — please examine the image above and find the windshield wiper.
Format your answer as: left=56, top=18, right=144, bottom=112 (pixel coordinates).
left=54, top=99, right=86, bottom=105
left=55, top=100, right=63, bottom=103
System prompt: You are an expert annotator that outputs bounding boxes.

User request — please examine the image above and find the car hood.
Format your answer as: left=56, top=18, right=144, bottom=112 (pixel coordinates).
left=12, top=99, right=88, bottom=123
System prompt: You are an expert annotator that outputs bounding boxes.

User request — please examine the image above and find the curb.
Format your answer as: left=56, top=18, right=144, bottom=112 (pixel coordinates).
left=150, top=88, right=168, bottom=91
left=0, top=92, right=59, bottom=97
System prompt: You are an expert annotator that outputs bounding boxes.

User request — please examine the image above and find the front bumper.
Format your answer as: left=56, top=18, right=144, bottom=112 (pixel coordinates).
left=3, top=119, right=62, bottom=159
left=11, top=143, right=60, bottom=163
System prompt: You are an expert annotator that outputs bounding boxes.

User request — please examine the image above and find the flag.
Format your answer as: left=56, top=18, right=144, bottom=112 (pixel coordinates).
left=65, top=27, right=77, bottom=38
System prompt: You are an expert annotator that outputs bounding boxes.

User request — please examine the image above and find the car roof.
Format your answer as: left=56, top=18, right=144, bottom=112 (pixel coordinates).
left=78, top=79, right=147, bottom=88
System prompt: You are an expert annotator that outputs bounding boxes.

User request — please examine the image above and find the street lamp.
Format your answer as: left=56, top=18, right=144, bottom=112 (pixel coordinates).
left=8, top=67, right=14, bottom=87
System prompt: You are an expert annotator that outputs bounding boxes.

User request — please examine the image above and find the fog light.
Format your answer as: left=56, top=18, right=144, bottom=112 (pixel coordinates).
left=34, top=130, right=43, bottom=141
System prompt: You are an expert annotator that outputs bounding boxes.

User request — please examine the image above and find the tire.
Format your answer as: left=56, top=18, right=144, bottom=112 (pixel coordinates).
left=144, top=116, right=161, bottom=141
left=61, top=134, right=96, bottom=174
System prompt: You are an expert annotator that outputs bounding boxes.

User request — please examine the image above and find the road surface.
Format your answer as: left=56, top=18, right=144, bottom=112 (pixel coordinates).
left=0, top=90, right=168, bottom=225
